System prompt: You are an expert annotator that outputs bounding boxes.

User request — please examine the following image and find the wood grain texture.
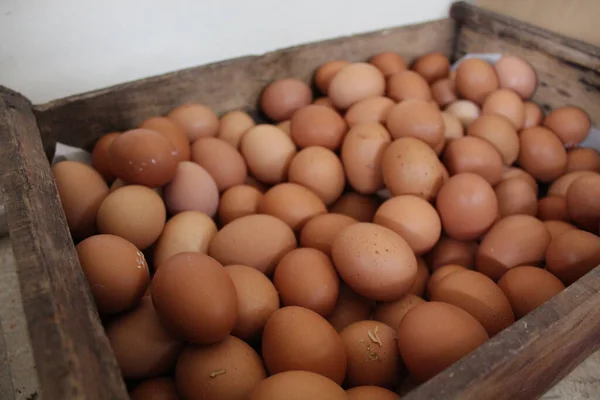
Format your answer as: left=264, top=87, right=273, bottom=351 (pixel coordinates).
left=0, top=86, right=128, bottom=399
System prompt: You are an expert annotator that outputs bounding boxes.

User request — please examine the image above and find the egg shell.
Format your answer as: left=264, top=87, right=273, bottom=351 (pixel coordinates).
left=412, top=52, right=450, bottom=83
left=567, top=148, right=600, bottom=173
left=276, top=119, right=292, bottom=135
left=329, top=192, right=380, bottom=222
left=543, top=106, right=591, bottom=147
left=168, top=103, right=219, bottom=141
left=52, top=160, right=109, bottom=239
left=566, top=173, right=600, bottom=230
left=247, top=371, right=347, bottom=400
left=260, top=78, right=313, bottom=121
left=495, top=178, right=538, bottom=218
left=327, top=283, right=375, bottom=332
left=290, top=104, right=348, bottom=150
left=445, top=100, right=481, bottom=128
left=329, top=63, right=386, bottom=109
left=97, top=185, right=166, bottom=250
left=523, top=101, right=544, bottom=129
left=344, top=96, right=395, bottom=127
left=340, top=320, right=401, bottom=388
left=163, top=161, right=219, bottom=216
left=129, top=377, right=179, bottom=400
left=387, top=71, right=433, bottom=102
left=153, top=211, right=217, bottom=268
left=332, top=222, right=418, bottom=301
left=218, top=184, right=262, bottom=225
left=546, top=229, right=600, bottom=285
left=224, top=265, right=280, bottom=342
left=436, top=173, right=498, bottom=241
left=386, top=99, right=443, bottom=148
left=441, top=111, right=464, bottom=141
left=409, top=257, right=430, bottom=297
left=175, top=336, right=266, bottom=400
left=313, top=97, right=337, bottom=109
left=91, top=132, right=120, bottom=182
left=369, top=52, right=408, bottom=77
left=426, top=236, right=478, bottom=271
left=106, top=297, right=183, bottom=380
left=497, top=266, right=565, bottom=319
left=467, top=115, right=519, bottom=165
left=191, top=137, right=247, bottom=192
left=262, top=306, right=347, bottom=384
left=151, top=252, right=237, bottom=344
left=518, top=126, right=568, bottom=182
left=208, top=214, right=297, bottom=275
left=537, top=196, right=568, bottom=221
left=397, top=301, right=489, bottom=382
left=442, top=136, right=504, bottom=185
left=501, top=167, right=538, bottom=194
left=455, top=58, right=499, bottom=104
left=481, top=89, right=525, bottom=130
left=431, top=270, right=515, bottom=336
left=347, top=386, right=399, bottom=400
left=548, top=171, right=596, bottom=196
left=314, top=60, right=351, bottom=94
left=494, top=56, right=537, bottom=99
left=426, top=264, right=467, bottom=298
left=300, top=213, right=358, bottom=256
left=139, top=116, right=191, bottom=162
left=432, top=78, right=457, bottom=108
left=217, top=110, right=256, bottom=148
left=373, top=294, right=426, bottom=331
left=477, top=215, right=550, bottom=281
left=544, top=220, right=577, bottom=240
left=259, top=183, right=327, bottom=231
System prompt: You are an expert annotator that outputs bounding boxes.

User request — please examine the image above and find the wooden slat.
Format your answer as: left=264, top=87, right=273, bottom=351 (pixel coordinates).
left=0, top=86, right=128, bottom=399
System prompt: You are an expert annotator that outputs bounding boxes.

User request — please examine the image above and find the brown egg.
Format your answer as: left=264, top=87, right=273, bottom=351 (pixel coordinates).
left=163, top=161, right=219, bottom=216
left=546, top=229, right=600, bottom=285
left=426, top=236, right=477, bottom=271
left=329, top=63, right=386, bottom=109
left=340, top=321, right=400, bottom=388
left=208, top=214, right=297, bottom=275
left=467, top=115, right=519, bottom=165
left=382, top=137, right=445, bottom=200
left=476, top=215, right=550, bottom=281
left=140, top=116, right=191, bottom=161
left=329, top=193, right=380, bottom=222
left=344, top=96, right=395, bottom=127
left=385, top=99, right=443, bottom=147
left=501, top=167, right=538, bottom=194
left=241, top=124, right=297, bottom=184
left=441, top=111, right=464, bottom=141
left=262, top=306, right=347, bottom=384
left=397, top=301, right=489, bottom=382
left=481, top=88, right=525, bottom=129
left=495, top=178, right=538, bottom=218
left=218, top=184, right=262, bottom=225
left=412, top=53, right=450, bottom=83
left=277, top=119, right=291, bottom=134
left=455, top=59, right=499, bottom=104
left=288, top=146, right=345, bottom=205
left=191, top=137, right=247, bottom=192
left=409, top=257, right=431, bottom=297
left=497, top=266, right=565, bottom=319
left=374, top=294, right=426, bottom=330
left=374, top=195, right=441, bottom=255
left=168, top=103, right=219, bottom=141
left=545, top=220, right=577, bottom=240
left=431, top=270, right=515, bottom=336
left=332, top=222, right=418, bottom=301
left=566, top=173, right=600, bottom=230
left=106, top=297, right=183, bottom=379
left=543, top=106, right=591, bottom=147
left=217, top=110, right=256, bottom=148
left=300, top=213, right=358, bottom=256
left=445, top=100, right=481, bottom=128
left=153, top=211, right=217, bottom=268
left=97, top=185, right=166, bottom=249
left=341, top=122, right=391, bottom=194
left=290, top=104, right=348, bottom=150
left=387, top=71, right=433, bottom=102
left=567, top=148, right=600, bottom=172
left=176, top=336, right=266, bottom=400
left=432, top=79, right=457, bottom=108
left=327, top=283, right=375, bottom=332
left=347, top=386, right=399, bottom=400
left=91, top=132, right=120, bottom=182
left=108, top=128, right=178, bottom=187
left=259, top=183, right=326, bottom=231
left=313, top=97, right=336, bottom=108
left=151, top=252, right=237, bottom=344
left=52, top=160, right=109, bottom=239
left=314, top=60, right=351, bottom=94
left=130, top=377, right=179, bottom=400
left=519, top=126, right=568, bottom=182
left=426, top=264, right=467, bottom=298
left=548, top=171, right=596, bottom=196
left=260, top=78, right=313, bottom=121
left=537, top=196, right=568, bottom=221
left=436, top=173, right=498, bottom=241
left=247, top=371, right=347, bottom=400
left=442, top=136, right=504, bottom=185
left=523, top=101, right=544, bottom=129
left=494, top=55, right=537, bottom=99
left=369, top=52, right=408, bottom=77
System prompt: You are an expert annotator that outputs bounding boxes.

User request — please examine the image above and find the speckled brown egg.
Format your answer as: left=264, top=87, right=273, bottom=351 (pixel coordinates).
left=567, top=148, right=600, bottom=173
left=129, top=377, right=179, bottom=400
left=495, top=178, right=538, bottom=218
left=546, top=229, right=600, bottom=285
left=218, top=184, right=262, bottom=225
left=290, top=104, right=348, bottom=150
left=467, top=115, right=519, bottom=165
left=140, top=116, right=191, bottom=162
left=566, top=172, right=600, bottom=231
left=247, top=371, right=347, bottom=400
left=442, top=136, right=504, bottom=185
left=519, top=126, right=568, bottom=182
left=260, top=78, right=313, bottom=122
left=369, top=52, right=408, bottom=77
left=347, top=386, right=400, bottom=400
left=432, top=78, right=457, bottom=108
left=217, top=110, right=256, bottom=148
left=314, top=60, right=351, bottom=94
left=327, top=283, right=375, bottom=332
left=168, top=103, right=219, bottom=141
left=191, top=137, right=247, bottom=192
left=537, top=196, right=568, bottom=221
left=329, top=63, right=386, bottom=109
left=494, top=55, right=537, bottom=99
left=412, top=52, right=450, bottom=83
left=426, top=236, right=477, bottom=271
left=387, top=71, right=433, bottom=102
left=523, top=101, right=544, bottom=129
left=163, top=161, right=219, bottom=216
left=259, top=183, right=327, bottom=231
left=373, top=294, right=426, bottom=330
left=543, top=106, right=591, bottom=147
left=329, top=193, right=380, bottom=222
left=386, top=99, right=443, bottom=147
left=426, top=264, right=467, bottom=298
left=545, top=220, right=577, bottom=240
left=91, top=132, right=120, bottom=182
left=445, top=100, right=481, bottom=128
left=455, top=59, right=499, bottom=104
left=482, top=88, right=525, bottom=129
left=300, top=213, right=358, bottom=256
left=344, top=96, right=395, bottom=127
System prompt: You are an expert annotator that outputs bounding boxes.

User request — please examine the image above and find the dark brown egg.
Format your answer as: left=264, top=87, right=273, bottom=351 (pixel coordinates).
left=290, top=104, right=347, bottom=150
left=130, top=377, right=179, bottom=400
left=519, top=126, right=568, bottom=182
left=373, top=294, right=426, bottom=330
left=442, top=136, right=504, bottom=185
left=431, top=78, right=457, bottom=107
left=538, top=196, right=568, bottom=221
left=495, top=178, right=538, bottom=218
left=369, top=52, right=408, bottom=77
left=314, top=60, right=351, bottom=94
left=412, top=52, right=450, bottom=83
left=455, top=59, right=499, bottom=104
left=387, top=71, right=433, bottom=102
left=567, top=148, right=600, bottom=173
left=493, top=55, right=537, bottom=99
left=260, top=78, right=313, bottom=121
left=168, top=103, right=219, bottom=141
left=346, top=386, right=400, bottom=400
left=566, top=173, right=600, bottom=231
left=248, top=371, right=347, bottom=400
left=329, top=192, right=380, bottom=222
left=546, top=229, right=600, bottom=285
left=427, top=264, right=467, bottom=297
left=426, top=236, right=477, bottom=271
left=91, top=132, right=120, bottom=182
left=327, top=283, right=375, bottom=332
left=544, top=106, right=591, bottom=147
left=385, top=99, right=444, bottom=147
left=140, top=116, right=191, bottom=161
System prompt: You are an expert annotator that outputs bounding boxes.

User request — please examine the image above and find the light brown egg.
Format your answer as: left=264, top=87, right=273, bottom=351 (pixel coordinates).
left=344, top=96, right=395, bottom=127
left=327, top=283, right=375, bottom=332
left=369, top=52, right=408, bottom=77
left=191, top=137, right=247, bottom=192
left=163, top=161, right=219, bottom=216
left=347, top=386, right=400, bottom=400
left=442, top=136, right=504, bottom=185
left=382, top=137, right=445, bottom=200
left=566, top=173, right=600, bottom=230
left=290, top=104, right=348, bottom=150
left=374, top=294, right=426, bottom=331
left=260, top=78, right=313, bottom=121
left=387, top=71, right=433, bottom=102
left=412, top=52, right=450, bottom=83
left=543, top=106, right=591, bottom=147
left=262, top=306, right=347, bottom=384
left=300, top=213, right=358, bottom=256
left=91, top=132, right=120, bottom=182
left=175, top=336, right=266, bottom=400
left=426, top=236, right=477, bottom=271
left=567, top=148, right=600, bottom=173
left=445, top=100, right=481, bottom=128
left=441, top=111, right=464, bottom=141
left=537, top=196, right=568, bottom=221
left=455, top=59, right=499, bottom=104
left=397, top=302, right=489, bottom=382
left=313, top=97, right=336, bottom=109
left=240, top=124, right=297, bottom=184
left=432, top=78, right=457, bottom=108
left=168, top=103, right=219, bottom=141
left=545, top=220, right=577, bottom=240
left=218, top=184, right=262, bottom=225
left=224, top=265, right=279, bottom=341
left=129, top=377, right=179, bottom=400
left=436, top=173, right=498, bottom=241
left=217, top=110, right=256, bottom=148
left=495, top=178, right=538, bottom=218
left=329, top=192, right=380, bottom=222
left=501, top=167, right=538, bottom=194
left=153, top=211, right=217, bottom=268
left=431, top=270, right=515, bottom=336
left=519, top=126, right=568, bottom=182
left=467, top=115, right=519, bottom=165
left=332, top=222, right=418, bottom=301
left=548, top=170, right=596, bottom=196
left=277, top=119, right=291, bottom=135
left=247, top=371, right=347, bottom=400
left=546, top=229, right=600, bottom=285
left=97, top=185, right=166, bottom=249
left=481, top=88, right=525, bottom=130
left=52, top=160, right=109, bottom=239
left=385, top=99, right=444, bottom=147
left=523, top=101, right=544, bottom=129
left=139, top=116, right=191, bottom=162
left=314, top=60, right=351, bottom=94
left=497, top=266, right=565, bottom=319
left=329, top=63, right=386, bottom=109
left=494, top=55, right=537, bottom=99
left=476, top=215, right=550, bottom=281
left=426, top=264, right=467, bottom=298
left=259, top=183, right=326, bottom=231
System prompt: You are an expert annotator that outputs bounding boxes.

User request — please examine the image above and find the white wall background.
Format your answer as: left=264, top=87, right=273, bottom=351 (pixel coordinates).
left=1, top=0, right=459, bottom=104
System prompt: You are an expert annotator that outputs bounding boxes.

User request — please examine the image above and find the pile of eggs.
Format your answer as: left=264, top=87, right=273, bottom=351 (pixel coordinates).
left=52, top=50, right=600, bottom=400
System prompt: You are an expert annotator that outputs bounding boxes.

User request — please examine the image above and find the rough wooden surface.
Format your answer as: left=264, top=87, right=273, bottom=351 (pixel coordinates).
left=0, top=86, right=128, bottom=399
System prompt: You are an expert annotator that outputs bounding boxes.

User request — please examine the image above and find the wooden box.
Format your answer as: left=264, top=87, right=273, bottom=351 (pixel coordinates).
left=1, top=2, right=600, bottom=399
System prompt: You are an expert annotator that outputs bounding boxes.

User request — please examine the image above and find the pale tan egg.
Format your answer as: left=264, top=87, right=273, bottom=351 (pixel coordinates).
left=445, top=100, right=481, bottom=128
